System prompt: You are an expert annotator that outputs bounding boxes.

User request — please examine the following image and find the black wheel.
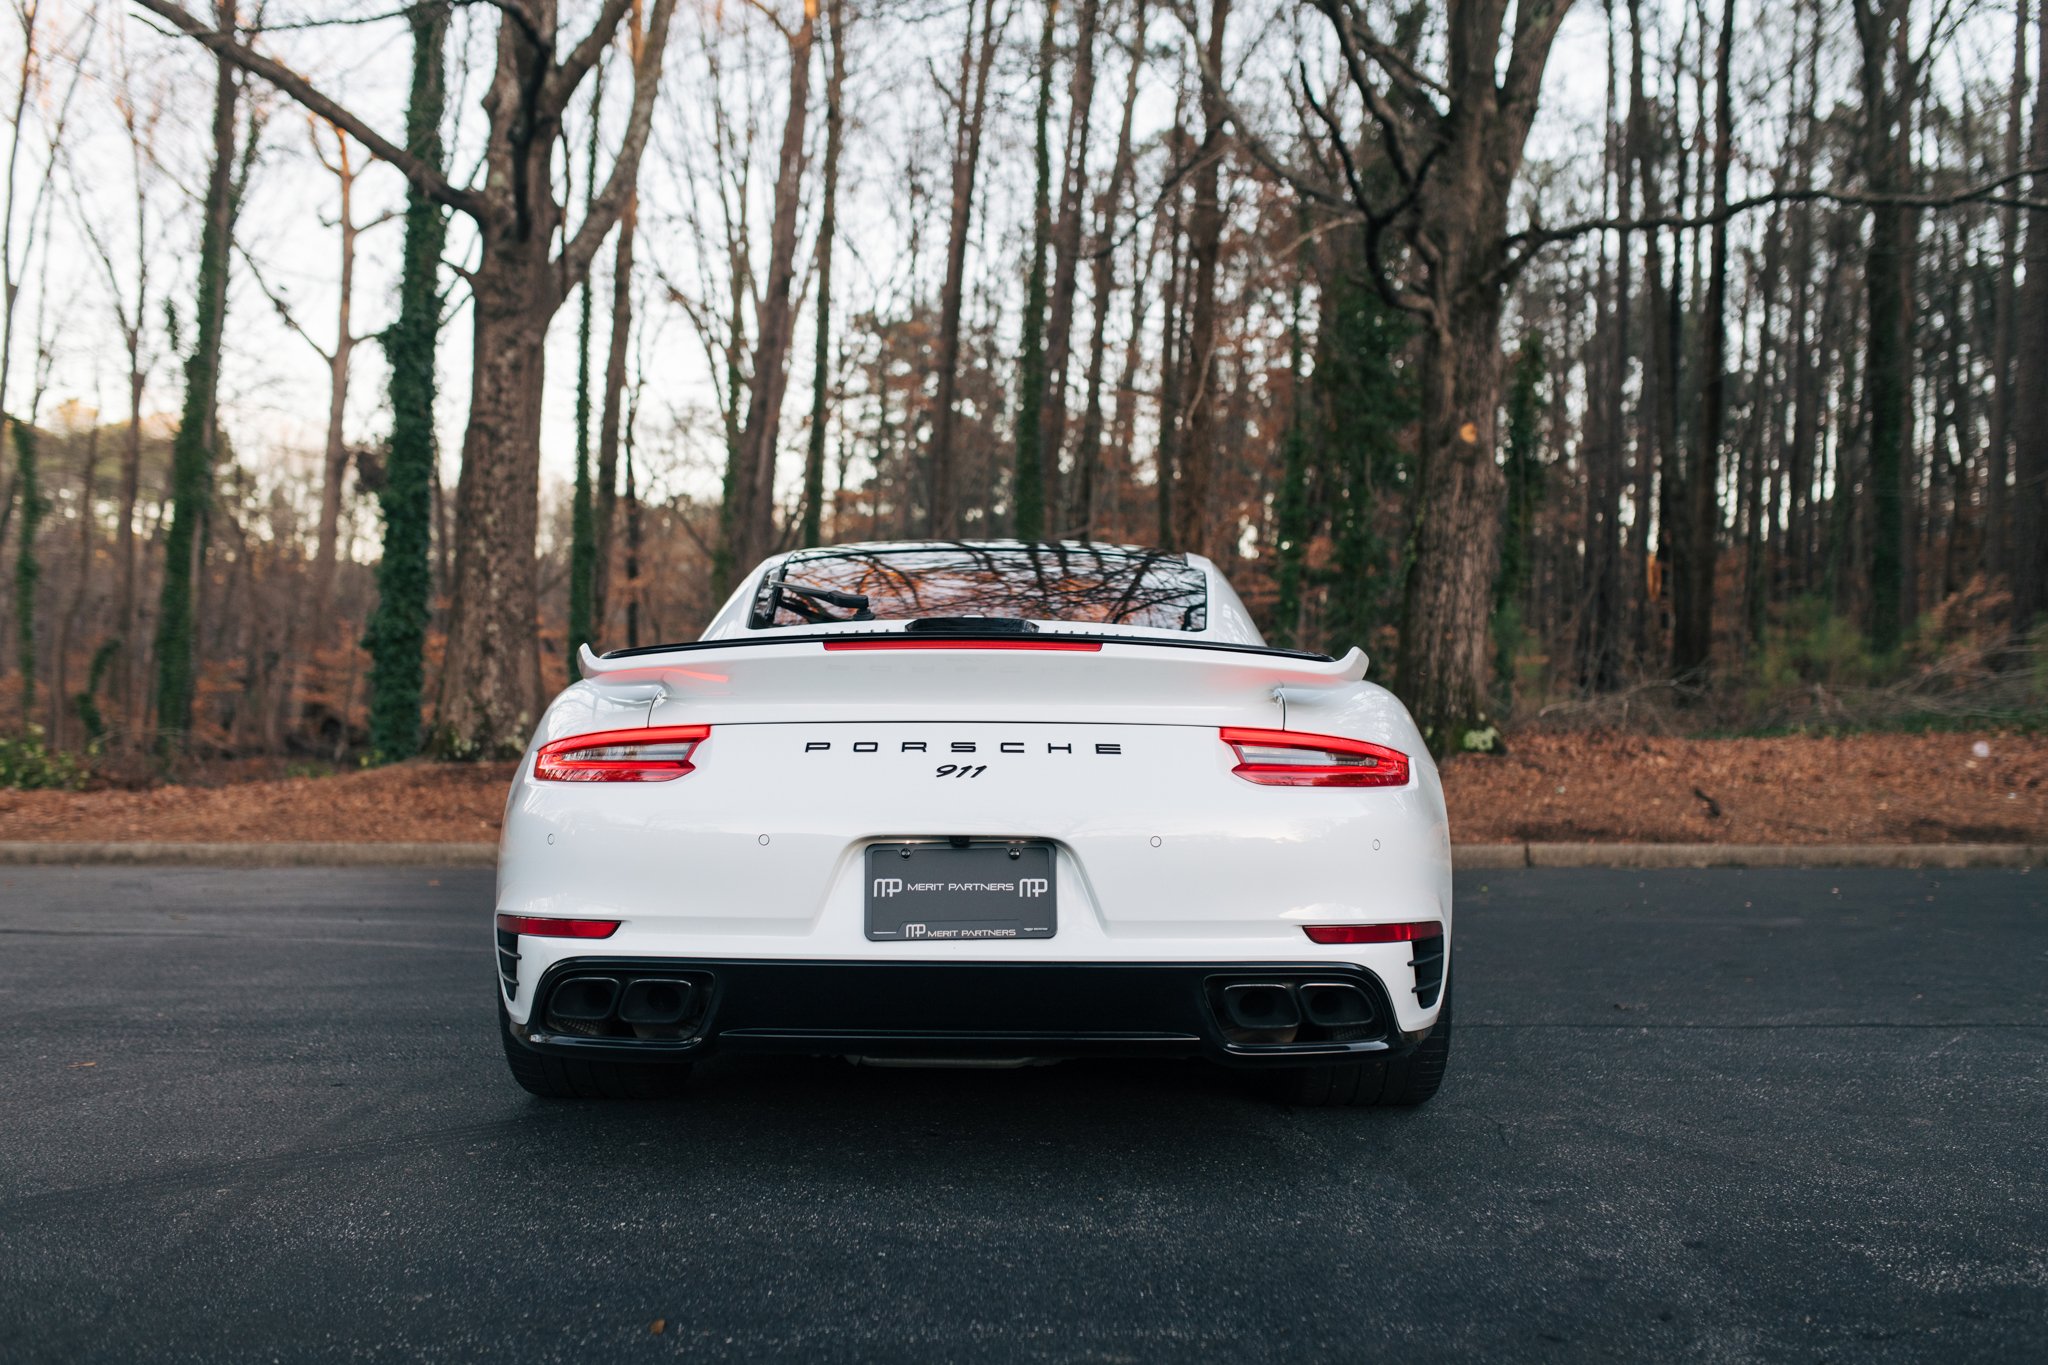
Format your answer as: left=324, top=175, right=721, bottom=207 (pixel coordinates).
left=497, top=996, right=692, bottom=1100
left=1272, top=986, right=1452, bottom=1109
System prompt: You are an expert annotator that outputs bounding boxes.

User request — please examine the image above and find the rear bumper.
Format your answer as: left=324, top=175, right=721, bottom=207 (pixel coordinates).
left=505, top=957, right=1432, bottom=1067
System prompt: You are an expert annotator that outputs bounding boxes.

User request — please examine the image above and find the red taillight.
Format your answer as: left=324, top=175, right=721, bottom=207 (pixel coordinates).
left=822, top=638, right=1103, bottom=651
left=534, top=725, right=709, bottom=782
left=495, top=914, right=621, bottom=938
left=1304, top=921, right=1443, bottom=944
left=1220, top=727, right=1410, bottom=787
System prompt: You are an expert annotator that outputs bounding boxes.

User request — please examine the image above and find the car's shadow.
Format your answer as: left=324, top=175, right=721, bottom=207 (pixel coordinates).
left=489, top=1051, right=1437, bottom=1184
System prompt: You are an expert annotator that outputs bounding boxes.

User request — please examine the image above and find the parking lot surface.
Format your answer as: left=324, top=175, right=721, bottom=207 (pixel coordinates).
left=0, top=865, right=2042, bottom=1362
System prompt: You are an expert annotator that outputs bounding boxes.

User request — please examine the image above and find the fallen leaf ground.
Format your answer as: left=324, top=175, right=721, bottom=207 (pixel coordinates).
left=0, top=732, right=2041, bottom=845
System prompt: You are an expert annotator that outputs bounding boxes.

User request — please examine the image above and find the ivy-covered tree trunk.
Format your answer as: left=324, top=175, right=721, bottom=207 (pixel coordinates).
left=364, top=0, right=447, bottom=763
left=1269, top=261, right=1310, bottom=651
left=140, top=0, right=678, bottom=761
left=11, top=419, right=43, bottom=725
left=152, top=2, right=240, bottom=751
left=1012, top=0, right=1056, bottom=541
left=1493, top=337, right=1546, bottom=695
left=1317, top=262, right=1411, bottom=657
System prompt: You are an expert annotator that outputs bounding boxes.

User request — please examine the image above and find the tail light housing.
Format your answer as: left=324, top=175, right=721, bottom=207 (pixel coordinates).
left=495, top=914, right=620, bottom=938
left=1304, top=921, right=1442, bottom=945
left=1220, top=727, right=1410, bottom=788
left=534, top=725, right=709, bottom=782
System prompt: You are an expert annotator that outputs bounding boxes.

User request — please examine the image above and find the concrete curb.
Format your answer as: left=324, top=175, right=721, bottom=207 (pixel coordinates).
left=0, top=841, right=2036, bottom=870
left=0, top=842, right=499, bottom=868
left=1457, top=842, right=2043, bottom=871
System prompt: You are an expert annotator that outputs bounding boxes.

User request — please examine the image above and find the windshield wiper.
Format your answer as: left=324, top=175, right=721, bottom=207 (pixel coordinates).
left=772, top=579, right=874, bottom=621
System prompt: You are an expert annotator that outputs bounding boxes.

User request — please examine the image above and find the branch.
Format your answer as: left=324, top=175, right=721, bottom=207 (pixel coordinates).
left=130, top=0, right=481, bottom=217
left=234, top=241, right=335, bottom=364
left=557, top=0, right=678, bottom=297
left=1508, top=162, right=2048, bottom=250
left=547, top=0, right=633, bottom=109
left=1309, top=0, right=1424, bottom=191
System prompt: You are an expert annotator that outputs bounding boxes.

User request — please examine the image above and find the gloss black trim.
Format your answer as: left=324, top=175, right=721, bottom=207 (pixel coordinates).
left=505, top=958, right=1412, bottom=1066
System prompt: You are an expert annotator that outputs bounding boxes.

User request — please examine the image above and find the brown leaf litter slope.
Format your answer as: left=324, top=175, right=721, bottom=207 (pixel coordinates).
left=0, top=734, right=2041, bottom=845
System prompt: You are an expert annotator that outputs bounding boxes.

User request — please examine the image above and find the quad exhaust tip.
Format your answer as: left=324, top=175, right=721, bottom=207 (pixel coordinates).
left=1221, top=983, right=1302, bottom=1032
left=541, top=971, right=712, bottom=1042
left=549, top=976, right=621, bottom=1023
left=618, top=978, right=695, bottom=1027
left=1298, top=982, right=1374, bottom=1028
left=1211, top=976, right=1384, bottom=1046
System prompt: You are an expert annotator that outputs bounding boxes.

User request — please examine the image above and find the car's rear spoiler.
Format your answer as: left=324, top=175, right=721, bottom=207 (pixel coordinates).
left=575, top=637, right=1372, bottom=730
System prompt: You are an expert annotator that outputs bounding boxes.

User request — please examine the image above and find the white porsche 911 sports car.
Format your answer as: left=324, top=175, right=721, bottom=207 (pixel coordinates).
left=495, top=540, right=1452, bottom=1106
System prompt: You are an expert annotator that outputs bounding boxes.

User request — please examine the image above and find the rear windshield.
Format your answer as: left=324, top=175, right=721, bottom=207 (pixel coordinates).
left=749, top=544, right=1209, bottom=631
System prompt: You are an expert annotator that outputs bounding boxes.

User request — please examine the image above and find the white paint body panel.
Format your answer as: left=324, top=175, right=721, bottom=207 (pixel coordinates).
left=497, top=549, right=1453, bottom=1037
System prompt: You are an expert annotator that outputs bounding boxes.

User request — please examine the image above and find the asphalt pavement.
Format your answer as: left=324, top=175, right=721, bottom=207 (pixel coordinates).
left=0, top=865, right=2042, bottom=1363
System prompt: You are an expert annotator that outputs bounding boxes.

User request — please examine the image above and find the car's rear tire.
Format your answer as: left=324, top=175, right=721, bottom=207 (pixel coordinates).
left=498, top=996, right=692, bottom=1100
left=1272, top=986, right=1452, bottom=1109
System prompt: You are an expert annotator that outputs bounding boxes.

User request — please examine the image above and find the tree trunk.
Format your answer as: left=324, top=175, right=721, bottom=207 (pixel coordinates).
left=1577, top=0, right=1626, bottom=693
left=593, top=187, right=634, bottom=630
left=1399, top=301, right=1508, bottom=745
left=152, top=0, right=240, bottom=750
left=1072, top=0, right=1144, bottom=541
left=801, top=0, right=846, bottom=549
left=927, top=0, right=1004, bottom=538
left=1856, top=0, right=1918, bottom=654
left=1154, top=124, right=1188, bottom=551
left=595, top=3, right=646, bottom=633
left=1043, top=0, right=1100, bottom=533
left=10, top=420, right=42, bottom=725
left=434, top=267, right=553, bottom=755
left=1171, top=0, right=1229, bottom=558
left=117, top=363, right=143, bottom=734
left=1670, top=0, right=1735, bottom=680
left=427, top=0, right=678, bottom=755
left=568, top=79, right=601, bottom=674
left=2015, top=0, right=2048, bottom=633
left=310, top=131, right=362, bottom=628
left=1988, top=0, right=2030, bottom=582
left=1627, top=0, right=1678, bottom=658
left=365, top=0, right=447, bottom=762
left=1013, top=0, right=1057, bottom=540
left=719, top=0, right=816, bottom=586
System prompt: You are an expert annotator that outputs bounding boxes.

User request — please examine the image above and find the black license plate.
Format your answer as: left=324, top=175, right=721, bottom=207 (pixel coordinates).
left=865, top=842, right=1057, bottom=942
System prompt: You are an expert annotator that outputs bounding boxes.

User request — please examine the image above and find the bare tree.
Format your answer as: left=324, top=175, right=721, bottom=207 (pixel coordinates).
left=718, top=0, right=818, bottom=590
left=926, top=0, right=1009, bottom=537
left=1271, top=0, right=1573, bottom=746
left=1171, top=0, right=1228, bottom=559
left=800, top=0, right=846, bottom=548
left=243, top=120, right=392, bottom=627
left=138, top=0, right=681, bottom=756
left=1986, top=0, right=2030, bottom=579
left=1042, top=0, right=1102, bottom=532
left=593, top=0, right=647, bottom=636
left=2015, top=0, right=2048, bottom=630
left=1670, top=0, right=1736, bottom=679
left=65, top=7, right=165, bottom=739
left=1072, top=0, right=1147, bottom=538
